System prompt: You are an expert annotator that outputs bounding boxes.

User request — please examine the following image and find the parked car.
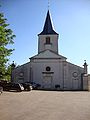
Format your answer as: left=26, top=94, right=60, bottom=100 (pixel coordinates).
left=21, top=83, right=32, bottom=91
left=4, top=83, right=24, bottom=92
left=0, top=81, right=7, bottom=91
left=30, top=82, right=41, bottom=90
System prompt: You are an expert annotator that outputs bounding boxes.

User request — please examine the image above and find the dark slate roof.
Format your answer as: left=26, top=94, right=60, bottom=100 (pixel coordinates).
left=38, top=10, right=58, bottom=35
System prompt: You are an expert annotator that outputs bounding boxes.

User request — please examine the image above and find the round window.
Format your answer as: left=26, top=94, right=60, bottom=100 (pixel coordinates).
left=72, top=72, right=78, bottom=78
left=46, top=66, right=51, bottom=71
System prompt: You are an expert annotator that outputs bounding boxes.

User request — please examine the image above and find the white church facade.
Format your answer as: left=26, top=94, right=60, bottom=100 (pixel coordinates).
left=12, top=10, right=88, bottom=90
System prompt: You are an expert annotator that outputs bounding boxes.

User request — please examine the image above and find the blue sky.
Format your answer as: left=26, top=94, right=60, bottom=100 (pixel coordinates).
left=0, top=0, right=90, bottom=73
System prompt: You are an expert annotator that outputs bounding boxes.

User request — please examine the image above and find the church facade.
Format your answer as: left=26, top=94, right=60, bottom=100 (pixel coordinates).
left=12, top=10, right=88, bottom=90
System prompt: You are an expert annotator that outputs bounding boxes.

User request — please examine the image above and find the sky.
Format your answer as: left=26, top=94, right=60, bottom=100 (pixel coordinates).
left=0, top=0, right=90, bottom=73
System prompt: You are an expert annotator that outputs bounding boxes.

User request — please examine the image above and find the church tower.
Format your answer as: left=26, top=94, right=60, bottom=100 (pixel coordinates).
left=38, top=10, right=59, bottom=54
left=12, top=7, right=88, bottom=91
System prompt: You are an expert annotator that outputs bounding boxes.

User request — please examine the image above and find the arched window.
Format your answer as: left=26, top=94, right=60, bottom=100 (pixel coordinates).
left=46, top=37, right=50, bottom=44
left=46, top=66, right=51, bottom=71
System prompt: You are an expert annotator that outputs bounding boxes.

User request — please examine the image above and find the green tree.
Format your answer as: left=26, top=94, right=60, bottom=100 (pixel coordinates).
left=0, top=13, right=15, bottom=80
left=4, top=64, right=12, bottom=81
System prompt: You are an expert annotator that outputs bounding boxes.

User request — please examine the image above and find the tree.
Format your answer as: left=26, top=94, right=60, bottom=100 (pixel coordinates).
left=0, top=12, right=15, bottom=80
left=4, top=64, right=12, bottom=81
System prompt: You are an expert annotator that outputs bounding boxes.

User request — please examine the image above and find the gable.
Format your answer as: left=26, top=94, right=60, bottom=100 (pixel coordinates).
left=30, top=50, right=67, bottom=60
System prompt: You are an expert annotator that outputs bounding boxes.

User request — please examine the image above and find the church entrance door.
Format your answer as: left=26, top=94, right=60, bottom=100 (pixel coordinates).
left=43, top=76, right=52, bottom=89
left=72, top=79, right=79, bottom=90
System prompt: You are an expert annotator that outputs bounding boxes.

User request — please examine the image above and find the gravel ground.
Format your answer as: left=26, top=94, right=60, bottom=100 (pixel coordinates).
left=0, top=91, right=90, bottom=120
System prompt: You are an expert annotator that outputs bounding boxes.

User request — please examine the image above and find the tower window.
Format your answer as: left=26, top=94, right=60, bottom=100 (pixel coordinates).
left=46, top=37, right=50, bottom=44
left=46, top=66, right=51, bottom=71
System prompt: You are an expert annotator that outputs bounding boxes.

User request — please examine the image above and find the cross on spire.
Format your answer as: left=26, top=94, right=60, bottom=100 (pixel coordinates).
left=48, top=0, right=50, bottom=10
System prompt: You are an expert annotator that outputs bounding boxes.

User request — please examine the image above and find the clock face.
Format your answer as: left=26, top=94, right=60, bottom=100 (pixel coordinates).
left=72, top=72, right=78, bottom=78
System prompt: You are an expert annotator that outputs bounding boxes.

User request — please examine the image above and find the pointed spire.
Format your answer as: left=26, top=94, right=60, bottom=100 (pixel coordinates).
left=39, top=10, right=58, bottom=35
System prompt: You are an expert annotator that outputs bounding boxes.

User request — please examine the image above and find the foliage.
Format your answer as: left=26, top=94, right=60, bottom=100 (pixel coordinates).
left=0, top=12, right=15, bottom=80
left=4, top=64, right=12, bottom=81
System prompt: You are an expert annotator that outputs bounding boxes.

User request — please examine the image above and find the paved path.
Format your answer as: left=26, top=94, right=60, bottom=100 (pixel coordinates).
left=0, top=91, right=90, bottom=120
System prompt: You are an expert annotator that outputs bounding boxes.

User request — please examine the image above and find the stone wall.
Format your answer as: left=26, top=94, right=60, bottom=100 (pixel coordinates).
left=83, top=74, right=88, bottom=91
left=88, top=74, right=90, bottom=91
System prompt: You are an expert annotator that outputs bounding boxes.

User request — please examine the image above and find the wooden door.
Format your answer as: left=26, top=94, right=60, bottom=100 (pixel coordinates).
left=43, top=76, right=52, bottom=89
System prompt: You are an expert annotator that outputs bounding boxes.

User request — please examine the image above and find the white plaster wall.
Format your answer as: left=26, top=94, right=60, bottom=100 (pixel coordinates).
left=12, top=58, right=84, bottom=90
left=12, top=62, right=31, bottom=83
left=66, top=62, right=84, bottom=90
left=31, top=59, right=63, bottom=89
left=83, top=74, right=88, bottom=90
left=88, top=74, right=90, bottom=91
left=63, top=61, right=69, bottom=90
left=30, top=59, right=84, bottom=90
left=38, top=35, right=58, bottom=54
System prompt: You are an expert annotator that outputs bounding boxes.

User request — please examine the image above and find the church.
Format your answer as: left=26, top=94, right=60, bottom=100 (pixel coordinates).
left=12, top=10, right=89, bottom=90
